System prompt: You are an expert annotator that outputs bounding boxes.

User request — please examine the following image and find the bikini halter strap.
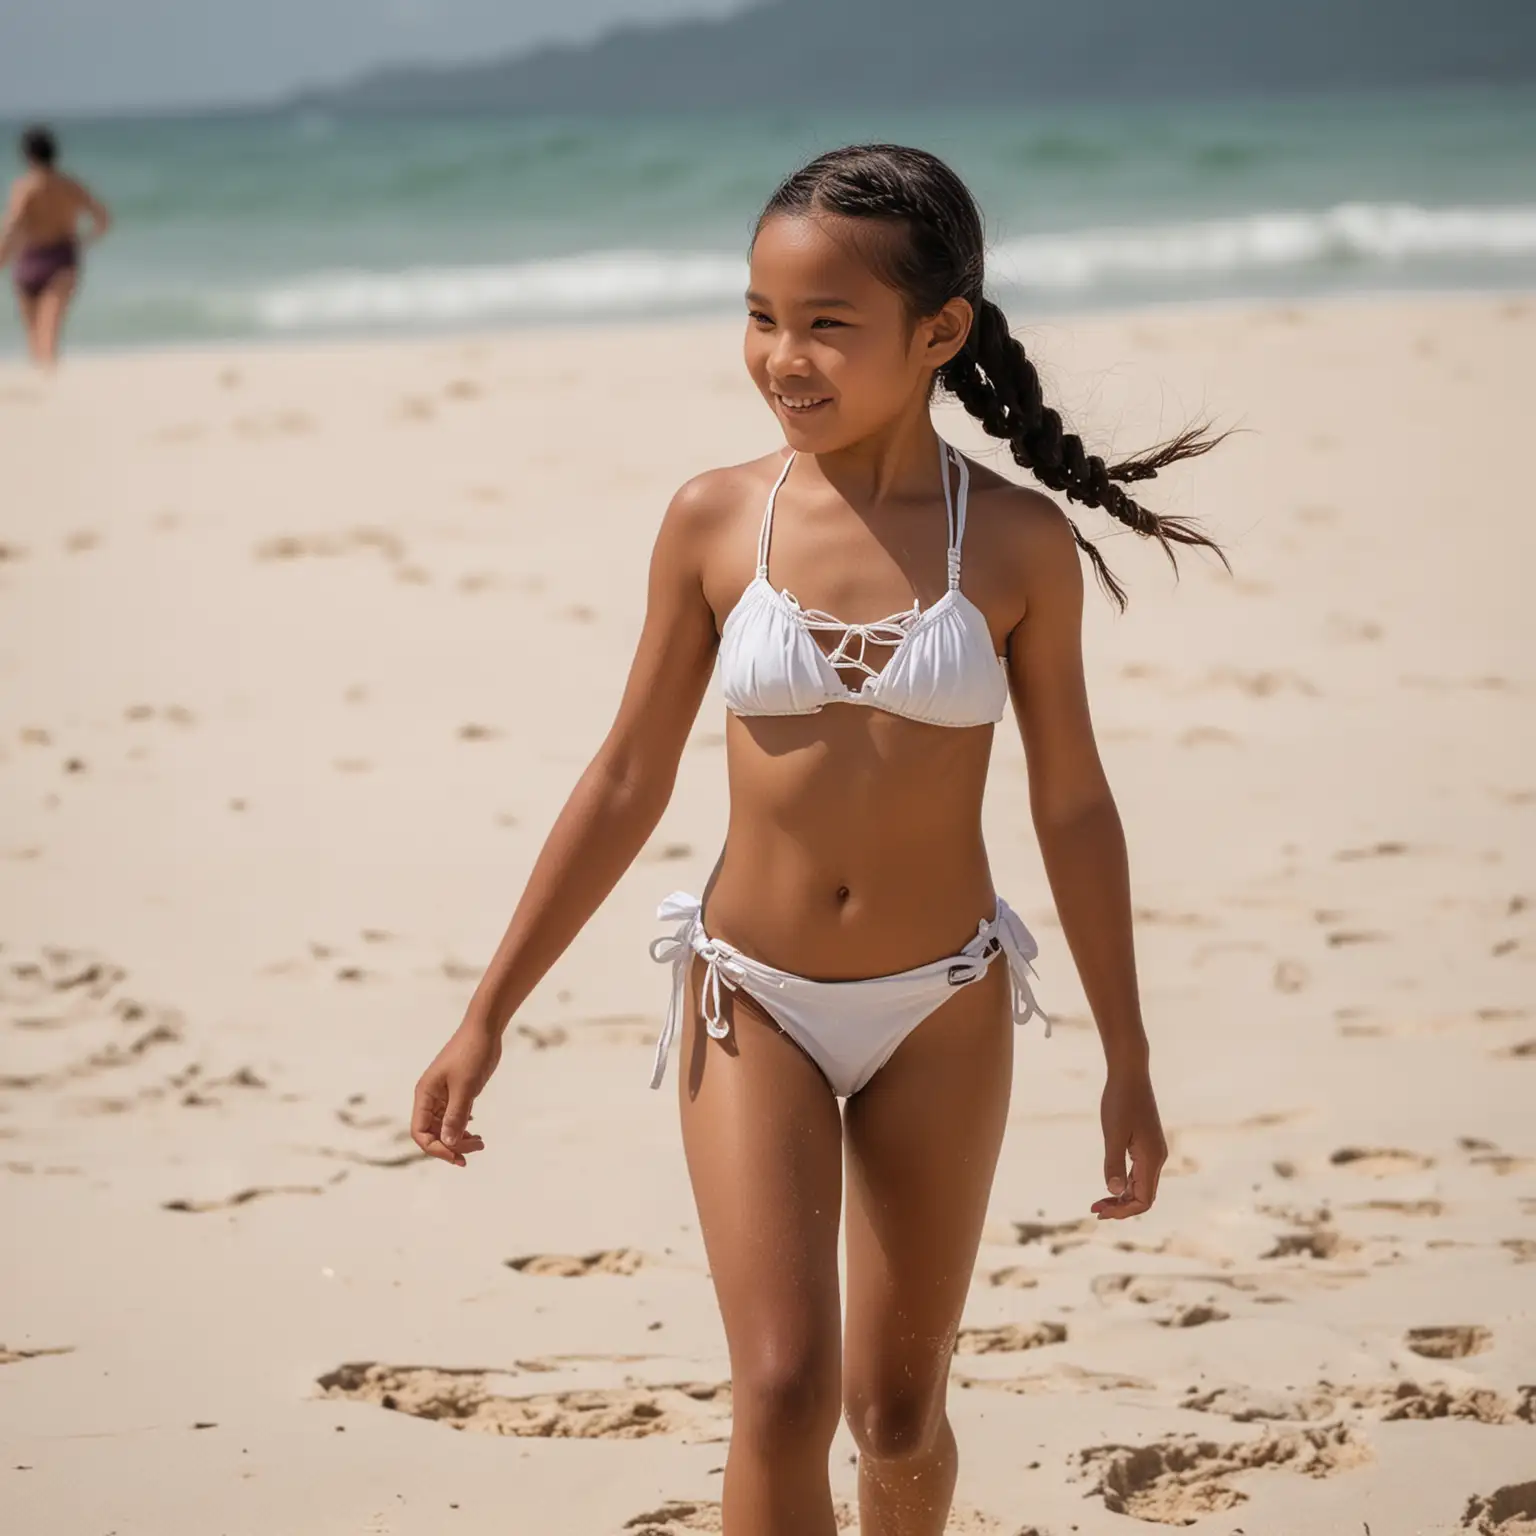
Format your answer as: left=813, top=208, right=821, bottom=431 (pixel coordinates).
left=755, top=437, right=970, bottom=586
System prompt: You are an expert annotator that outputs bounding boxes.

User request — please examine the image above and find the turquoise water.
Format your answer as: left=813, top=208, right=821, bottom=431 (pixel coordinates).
left=4, top=84, right=1534, bottom=353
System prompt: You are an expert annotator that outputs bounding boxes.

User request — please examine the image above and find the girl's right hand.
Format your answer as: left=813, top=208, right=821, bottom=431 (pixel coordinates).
left=411, top=1022, right=501, bottom=1167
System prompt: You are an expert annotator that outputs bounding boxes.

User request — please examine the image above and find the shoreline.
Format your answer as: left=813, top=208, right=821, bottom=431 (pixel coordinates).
left=3, top=279, right=1533, bottom=373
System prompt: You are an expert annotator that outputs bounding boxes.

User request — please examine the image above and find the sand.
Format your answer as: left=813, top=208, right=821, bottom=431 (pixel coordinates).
left=1, top=293, right=1533, bottom=1534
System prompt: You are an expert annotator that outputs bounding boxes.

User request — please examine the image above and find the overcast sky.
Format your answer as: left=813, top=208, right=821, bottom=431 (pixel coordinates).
left=0, top=0, right=749, bottom=117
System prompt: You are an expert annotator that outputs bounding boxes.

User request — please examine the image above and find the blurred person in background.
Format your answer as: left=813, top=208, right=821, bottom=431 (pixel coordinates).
left=0, top=124, right=112, bottom=367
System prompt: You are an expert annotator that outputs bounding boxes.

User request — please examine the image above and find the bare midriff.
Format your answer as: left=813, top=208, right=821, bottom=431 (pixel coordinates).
left=700, top=703, right=1001, bottom=980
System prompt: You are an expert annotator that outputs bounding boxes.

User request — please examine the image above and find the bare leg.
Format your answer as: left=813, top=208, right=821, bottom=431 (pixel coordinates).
left=841, top=963, right=1014, bottom=1535
left=677, top=964, right=846, bottom=1535
left=15, top=287, right=41, bottom=365
left=31, top=271, right=78, bottom=368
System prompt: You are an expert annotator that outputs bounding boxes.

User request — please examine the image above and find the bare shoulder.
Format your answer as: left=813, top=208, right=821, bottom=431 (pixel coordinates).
left=660, top=452, right=779, bottom=540
left=656, top=451, right=784, bottom=606
left=961, top=455, right=1082, bottom=619
left=6, top=173, right=39, bottom=211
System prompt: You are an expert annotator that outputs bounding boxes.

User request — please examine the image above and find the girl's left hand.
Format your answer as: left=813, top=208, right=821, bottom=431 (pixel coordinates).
left=1092, top=1063, right=1167, bottom=1219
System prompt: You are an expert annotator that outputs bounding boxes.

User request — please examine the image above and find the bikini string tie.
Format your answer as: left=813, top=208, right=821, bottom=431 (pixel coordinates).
left=968, top=901, right=1052, bottom=1038
left=648, top=891, right=739, bottom=1089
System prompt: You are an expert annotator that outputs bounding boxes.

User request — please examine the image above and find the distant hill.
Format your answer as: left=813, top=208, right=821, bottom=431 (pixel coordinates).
left=297, top=0, right=1536, bottom=115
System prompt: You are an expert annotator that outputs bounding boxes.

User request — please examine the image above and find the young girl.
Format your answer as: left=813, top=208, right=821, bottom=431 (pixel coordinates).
left=412, top=144, right=1225, bottom=1534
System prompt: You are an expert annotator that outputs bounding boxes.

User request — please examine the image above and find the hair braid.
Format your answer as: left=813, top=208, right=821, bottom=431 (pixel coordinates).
left=941, top=300, right=1229, bottom=610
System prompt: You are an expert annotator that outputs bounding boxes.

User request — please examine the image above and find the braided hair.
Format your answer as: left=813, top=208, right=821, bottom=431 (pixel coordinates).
left=754, top=143, right=1229, bottom=610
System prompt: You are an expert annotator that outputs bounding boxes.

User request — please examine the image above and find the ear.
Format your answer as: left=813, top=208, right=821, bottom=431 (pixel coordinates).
left=920, top=297, right=974, bottom=371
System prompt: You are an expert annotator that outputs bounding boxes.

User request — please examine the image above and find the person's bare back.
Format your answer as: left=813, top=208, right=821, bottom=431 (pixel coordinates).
left=0, top=125, right=111, bottom=368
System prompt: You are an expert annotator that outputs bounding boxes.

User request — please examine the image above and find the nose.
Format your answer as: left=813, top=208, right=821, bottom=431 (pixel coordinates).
left=767, top=325, right=811, bottom=384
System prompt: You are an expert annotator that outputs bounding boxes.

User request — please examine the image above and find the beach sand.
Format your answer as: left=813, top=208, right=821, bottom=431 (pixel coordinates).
left=1, top=294, right=1532, bottom=1534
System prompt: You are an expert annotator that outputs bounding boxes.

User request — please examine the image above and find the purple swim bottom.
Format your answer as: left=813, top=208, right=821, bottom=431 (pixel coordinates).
left=13, top=239, right=78, bottom=299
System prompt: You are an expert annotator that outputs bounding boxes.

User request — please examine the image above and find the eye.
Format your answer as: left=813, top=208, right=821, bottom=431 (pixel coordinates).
left=747, top=309, right=773, bottom=327
left=811, top=317, right=846, bottom=330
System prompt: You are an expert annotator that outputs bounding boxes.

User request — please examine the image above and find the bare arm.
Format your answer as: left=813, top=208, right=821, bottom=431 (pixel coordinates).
left=71, top=177, right=112, bottom=245
left=0, top=183, right=29, bottom=268
left=1005, top=496, right=1167, bottom=1216
left=462, top=473, right=723, bottom=1037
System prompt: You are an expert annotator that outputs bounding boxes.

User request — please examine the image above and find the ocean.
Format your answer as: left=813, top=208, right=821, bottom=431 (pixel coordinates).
left=4, top=84, right=1534, bottom=354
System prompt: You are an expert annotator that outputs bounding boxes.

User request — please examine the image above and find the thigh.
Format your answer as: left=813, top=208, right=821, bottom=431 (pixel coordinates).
left=841, top=962, right=1013, bottom=1406
left=677, top=958, right=846, bottom=1385
left=35, top=271, right=77, bottom=338
left=15, top=283, right=39, bottom=335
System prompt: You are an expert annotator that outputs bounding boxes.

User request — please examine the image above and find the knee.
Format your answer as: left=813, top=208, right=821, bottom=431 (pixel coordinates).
left=845, top=1381, right=945, bottom=1463
left=732, top=1342, right=840, bottom=1452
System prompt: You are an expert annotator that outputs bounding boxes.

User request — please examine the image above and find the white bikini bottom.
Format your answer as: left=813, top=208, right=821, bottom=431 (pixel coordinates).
left=648, top=891, right=1050, bottom=1098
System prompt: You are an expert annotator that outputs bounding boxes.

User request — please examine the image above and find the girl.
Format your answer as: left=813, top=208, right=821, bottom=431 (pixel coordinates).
left=411, top=144, right=1226, bottom=1534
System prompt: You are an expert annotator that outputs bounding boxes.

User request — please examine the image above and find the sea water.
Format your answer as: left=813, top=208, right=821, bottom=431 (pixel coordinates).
left=3, top=83, right=1533, bottom=353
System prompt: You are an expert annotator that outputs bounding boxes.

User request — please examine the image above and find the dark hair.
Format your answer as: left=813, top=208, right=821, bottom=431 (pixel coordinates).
left=21, top=125, right=57, bottom=168
left=754, top=143, right=1229, bottom=609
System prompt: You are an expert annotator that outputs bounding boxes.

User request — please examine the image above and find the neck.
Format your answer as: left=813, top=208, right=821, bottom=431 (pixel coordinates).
left=795, top=398, right=946, bottom=511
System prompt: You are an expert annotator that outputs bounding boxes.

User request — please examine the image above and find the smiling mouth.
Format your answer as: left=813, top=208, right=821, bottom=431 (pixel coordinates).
left=774, top=393, right=832, bottom=413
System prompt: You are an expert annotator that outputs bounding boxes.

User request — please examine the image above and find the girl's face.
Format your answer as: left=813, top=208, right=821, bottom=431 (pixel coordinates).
left=744, top=212, right=968, bottom=452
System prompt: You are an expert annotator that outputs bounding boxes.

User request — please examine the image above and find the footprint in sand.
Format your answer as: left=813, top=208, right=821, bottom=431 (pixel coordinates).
left=2, top=947, right=186, bottom=1092
left=1006, top=1218, right=1095, bottom=1254
left=643, top=841, right=694, bottom=864
left=1273, top=958, right=1310, bottom=993
left=317, top=1362, right=730, bottom=1441
left=1262, top=1212, right=1361, bottom=1263
left=1405, top=1324, right=1492, bottom=1360
left=1334, top=840, right=1410, bottom=861
left=984, top=1265, right=1039, bottom=1289
left=1330, top=1146, right=1435, bottom=1175
left=1201, top=666, right=1320, bottom=699
left=163, top=1177, right=343, bottom=1212
left=1178, top=725, right=1240, bottom=748
left=255, top=528, right=406, bottom=564
left=1158, top=1303, right=1230, bottom=1328
left=506, top=1248, right=646, bottom=1277
left=1090, top=1273, right=1233, bottom=1326
left=954, top=1361, right=1151, bottom=1398
left=0, top=1343, right=75, bottom=1365
left=953, top=1321, right=1066, bottom=1355
left=1461, top=1481, right=1536, bottom=1534
left=1184, top=1379, right=1533, bottom=1426
left=1077, top=1424, right=1368, bottom=1521
left=1325, top=929, right=1390, bottom=947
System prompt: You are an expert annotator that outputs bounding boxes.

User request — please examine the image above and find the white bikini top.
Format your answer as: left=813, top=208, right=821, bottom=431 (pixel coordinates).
left=718, top=436, right=1009, bottom=728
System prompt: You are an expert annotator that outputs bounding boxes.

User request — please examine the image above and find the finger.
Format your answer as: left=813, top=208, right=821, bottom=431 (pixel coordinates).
left=412, top=1075, right=446, bottom=1133
left=440, top=1082, right=473, bottom=1149
left=1093, top=1196, right=1150, bottom=1220
left=1130, top=1141, right=1165, bottom=1210
left=1103, top=1140, right=1129, bottom=1200
left=418, top=1134, right=466, bottom=1167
